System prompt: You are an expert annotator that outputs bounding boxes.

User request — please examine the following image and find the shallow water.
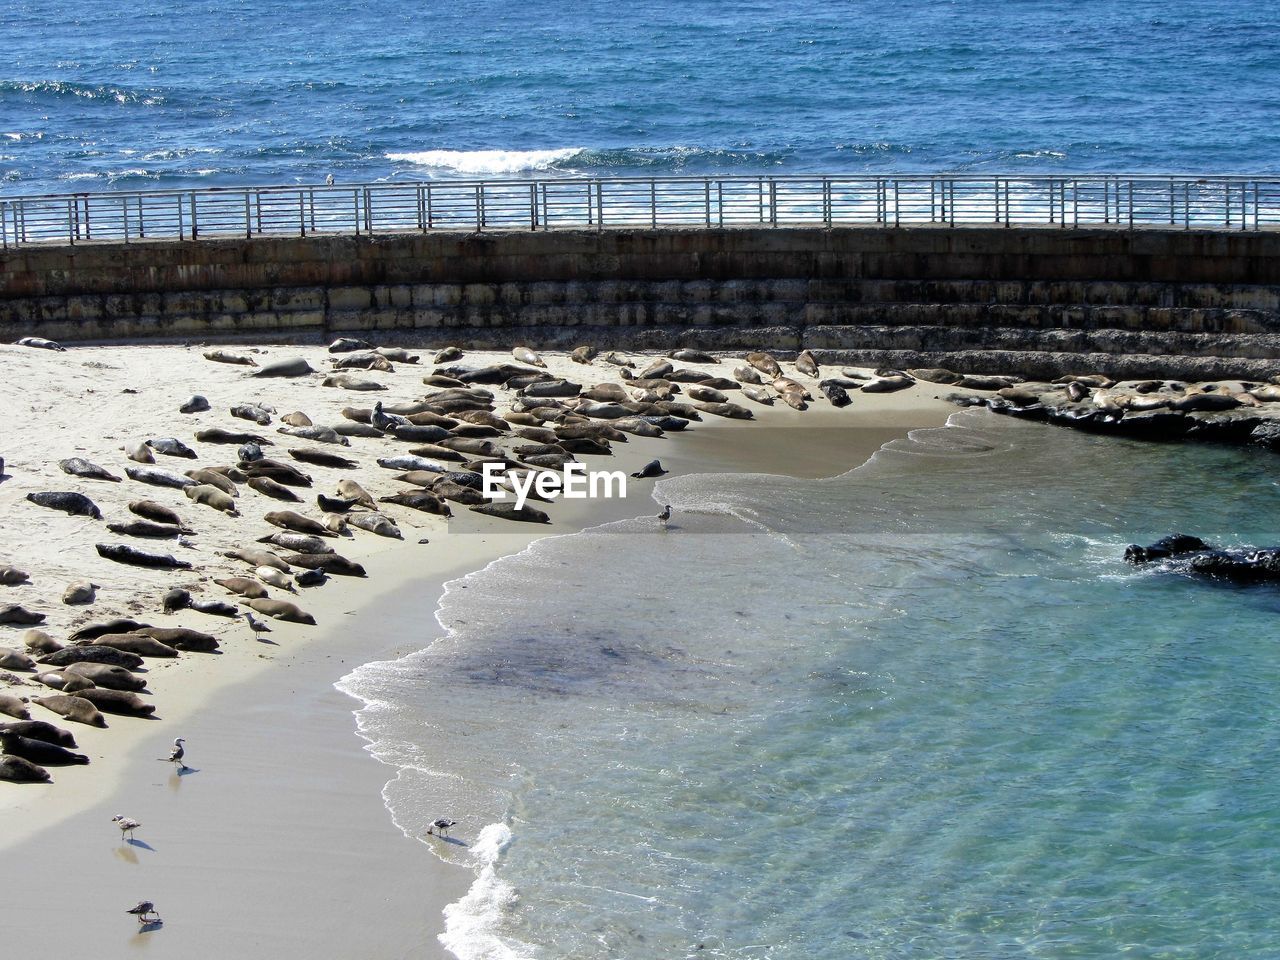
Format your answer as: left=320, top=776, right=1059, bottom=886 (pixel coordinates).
left=340, top=411, right=1280, bottom=959
left=5, top=0, right=1280, bottom=193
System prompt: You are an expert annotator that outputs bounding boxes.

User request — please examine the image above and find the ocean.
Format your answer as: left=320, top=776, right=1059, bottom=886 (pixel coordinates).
left=340, top=410, right=1280, bottom=959
left=4, top=0, right=1280, bottom=195
left=9, top=2, right=1280, bottom=955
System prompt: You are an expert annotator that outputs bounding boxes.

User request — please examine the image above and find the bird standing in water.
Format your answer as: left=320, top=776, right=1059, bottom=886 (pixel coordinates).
left=657, top=504, right=672, bottom=528
left=126, top=901, right=160, bottom=925
left=427, top=817, right=457, bottom=837
left=164, top=737, right=186, bottom=769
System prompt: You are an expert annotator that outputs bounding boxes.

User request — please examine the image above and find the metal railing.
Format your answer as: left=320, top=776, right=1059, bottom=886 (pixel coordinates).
left=3, top=174, right=1280, bottom=248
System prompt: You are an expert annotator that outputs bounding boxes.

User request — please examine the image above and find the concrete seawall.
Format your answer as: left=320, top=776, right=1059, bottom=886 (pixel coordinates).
left=4, top=226, right=1280, bottom=378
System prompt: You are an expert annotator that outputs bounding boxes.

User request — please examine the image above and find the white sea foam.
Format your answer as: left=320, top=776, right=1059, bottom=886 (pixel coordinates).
left=385, top=147, right=584, bottom=175
left=439, top=823, right=534, bottom=960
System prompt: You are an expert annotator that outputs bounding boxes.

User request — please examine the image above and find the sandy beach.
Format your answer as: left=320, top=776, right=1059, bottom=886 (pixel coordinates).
left=0, top=341, right=954, bottom=957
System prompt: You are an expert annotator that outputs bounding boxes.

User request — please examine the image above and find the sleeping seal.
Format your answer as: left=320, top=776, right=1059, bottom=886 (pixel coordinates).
left=240, top=597, right=317, bottom=625
left=0, top=754, right=51, bottom=782
left=32, top=694, right=108, bottom=727
left=26, top=491, right=102, bottom=519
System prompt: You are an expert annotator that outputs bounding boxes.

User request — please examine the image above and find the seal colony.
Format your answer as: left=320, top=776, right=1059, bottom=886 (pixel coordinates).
left=4, top=339, right=1270, bottom=789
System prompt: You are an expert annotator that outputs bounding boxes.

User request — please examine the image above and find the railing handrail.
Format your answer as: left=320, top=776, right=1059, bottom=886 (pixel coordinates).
left=5, top=172, right=1280, bottom=249
left=5, top=172, right=1280, bottom=205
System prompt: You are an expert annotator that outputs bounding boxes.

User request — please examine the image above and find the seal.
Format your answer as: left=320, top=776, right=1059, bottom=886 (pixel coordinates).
left=0, top=565, right=30, bottom=586
left=571, top=345, right=597, bottom=364
left=0, top=692, right=31, bottom=720
left=252, top=357, right=316, bottom=378
left=670, top=348, right=718, bottom=364
left=375, top=347, right=419, bottom=363
left=59, top=458, right=122, bottom=482
left=0, top=646, right=36, bottom=670
left=203, top=348, right=257, bottom=366
left=404, top=443, right=466, bottom=463
left=184, top=483, right=240, bottom=515
left=434, top=346, right=464, bottom=363
left=733, top=365, right=764, bottom=385
left=279, top=425, right=352, bottom=447
left=129, top=500, right=185, bottom=526
left=89, top=633, right=179, bottom=657
left=23, top=629, right=61, bottom=655
left=469, top=502, right=551, bottom=524
left=685, top=385, right=729, bottom=404
left=32, top=694, right=108, bottom=727
left=328, top=337, right=373, bottom=353
left=40, top=644, right=144, bottom=670
left=252, top=566, right=293, bottom=592
left=741, top=385, right=773, bottom=406
left=819, top=381, right=851, bottom=407
left=232, top=402, right=273, bottom=425
left=289, top=447, right=358, bottom=469
left=280, top=552, right=367, bottom=577
left=336, top=478, right=377, bottom=509
left=26, top=491, right=102, bottom=519
left=62, top=580, right=99, bottom=605
left=72, top=688, right=155, bottom=718
left=1, top=732, right=89, bottom=766
left=613, top=418, right=664, bottom=438
left=0, top=603, right=45, bottom=626
left=280, top=412, right=313, bottom=428
left=239, top=459, right=314, bottom=486
left=126, top=465, right=196, bottom=488
left=67, top=618, right=151, bottom=642
left=513, top=345, right=547, bottom=368
left=15, top=336, right=66, bottom=351
left=323, top=374, right=385, bottom=391
left=265, top=510, right=333, bottom=537
left=123, top=439, right=156, bottom=464
left=63, top=662, right=148, bottom=692
left=377, top=454, right=445, bottom=473
left=316, top=493, right=358, bottom=513
left=630, top=459, right=668, bottom=479
left=746, top=351, right=783, bottom=378
left=294, top=567, right=329, bottom=587
left=379, top=490, right=452, bottom=516
left=258, top=531, right=334, bottom=554
left=146, top=437, right=198, bottom=459
left=197, top=427, right=270, bottom=445
left=795, top=350, right=820, bottom=377
left=160, top=589, right=190, bottom=619
left=106, top=519, right=187, bottom=539
left=246, top=478, right=302, bottom=504
left=35, top=670, right=95, bottom=693
left=214, top=576, right=269, bottom=599
left=240, top=597, right=317, bottom=625
left=0, top=719, right=76, bottom=748
left=226, top=547, right=291, bottom=571
left=95, top=543, right=194, bottom=570
left=692, top=401, right=754, bottom=420
left=179, top=394, right=210, bottom=413
left=136, top=626, right=219, bottom=653
left=0, top=754, right=50, bottom=783
left=184, top=468, right=239, bottom=495
left=332, top=352, right=394, bottom=372
left=347, top=513, right=402, bottom=539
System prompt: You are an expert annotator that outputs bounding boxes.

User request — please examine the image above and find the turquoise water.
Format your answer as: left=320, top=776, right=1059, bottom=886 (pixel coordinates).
left=341, top=411, right=1280, bottom=959
left=5, top=0, right=1280, bottom=193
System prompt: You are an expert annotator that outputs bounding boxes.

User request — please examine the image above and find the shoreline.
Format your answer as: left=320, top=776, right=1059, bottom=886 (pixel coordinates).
left=0, top=341, right=955, bottom=957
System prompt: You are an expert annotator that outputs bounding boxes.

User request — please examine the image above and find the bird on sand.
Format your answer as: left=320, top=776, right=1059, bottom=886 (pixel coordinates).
left=161, top=737, right=186, bottom=769
left=126, top=901, right=160, bottom=925
left=427, top=817, right=457, bottom=837
left=112, top=814, right=141, bottom=841
left=244, top=611, right=272, bottom=640
left=657, top=504, right=672, bottom=528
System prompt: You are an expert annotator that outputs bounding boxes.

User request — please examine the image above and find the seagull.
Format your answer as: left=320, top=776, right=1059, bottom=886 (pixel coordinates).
left=112, top=814, right=141, bottom=841
left=244, top=611, right=272, bottom=640
left=325, top=173, right=335, bottom=186
left=657, top=504, right=672, bottom=528
left=162, top=738, right=186, bottom=769
left=126, top=901, right=160, bottom=925
left=427, top=817, right=457, bottom=837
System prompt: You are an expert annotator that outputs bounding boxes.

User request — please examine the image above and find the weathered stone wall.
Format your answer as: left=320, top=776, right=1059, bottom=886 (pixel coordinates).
left=4, top=225, right=1280, bottom=378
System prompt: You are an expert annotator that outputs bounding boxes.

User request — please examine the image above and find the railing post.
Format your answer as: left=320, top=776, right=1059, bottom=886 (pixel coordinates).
left=177, top=194, right=184, bottom=241
left=122, top=195, right=129, bottom=243
left=364, top=187, right=372, bottom=233
left=309, top=188, right=316, bottom=235
left=474, top=184, right=483, bottom=230
left=298, top=191, right=306, bottom=237
left=1128, top=179, right=1134, bottom=229
left=352, top=189, right=360, bottom=236
left=704, top=178, right=711, bottom=228
left=138, top=196, right=146, bottom=239
left=769, top=178, right=777, bottom=227
left=822, top=177, right=832, bottom=226
left=529, top=182, right=537, bottom=231
left=596, top=180, right=604, bottom=231
left=426, top=183, right=434, bottom=230
left=67, top=198, right=75, bottom=245
left=244, top=192, right=252, bottom=239
left=1, top=201, right=7, bottom=250
left=190, top=194, right=198, bottom=239
left=651, top=179, right=657, bottom=229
